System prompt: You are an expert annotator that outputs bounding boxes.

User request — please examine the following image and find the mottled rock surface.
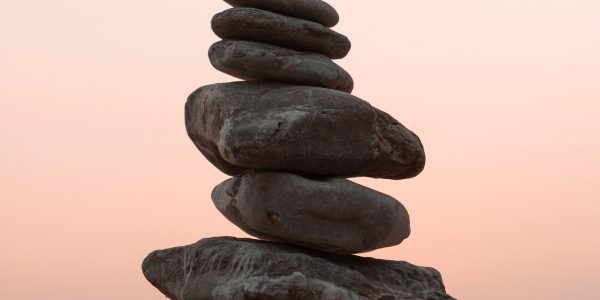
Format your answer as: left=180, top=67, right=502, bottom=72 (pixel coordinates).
left=212, top=170, right=410, bottom=253
left=209, top=40, right=353, bottom=92
left=142, top=237, right=455, bottom=300
left=185, top=81, right=426, bottom=179
left=212, top=8, right=351, bottom=59
left=223, top=0, right=339, bottom=27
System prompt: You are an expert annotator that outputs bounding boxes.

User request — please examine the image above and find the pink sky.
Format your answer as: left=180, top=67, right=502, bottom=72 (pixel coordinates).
left=1, top=0, right=599, bottom=299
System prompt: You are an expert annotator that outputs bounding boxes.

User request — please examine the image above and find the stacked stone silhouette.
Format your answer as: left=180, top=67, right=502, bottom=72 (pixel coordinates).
left=142, top=1, right=454, bottom=299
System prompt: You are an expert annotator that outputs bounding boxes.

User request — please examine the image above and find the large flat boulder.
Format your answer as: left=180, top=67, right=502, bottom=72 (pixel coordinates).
left=212, top=8, right=350, bottom=59
left=212, top=170, right=410, bottom=253
left=223, top=0, right=339, bottom=27
left=209, top=40, right=353, bottom=93
left=142, top=237, right=455, bottom=300
left=185, top=82, right=426, bottom=179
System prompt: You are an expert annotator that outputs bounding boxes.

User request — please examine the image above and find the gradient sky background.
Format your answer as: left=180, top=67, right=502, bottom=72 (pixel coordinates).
left=1, top=0, right=599, bottom=299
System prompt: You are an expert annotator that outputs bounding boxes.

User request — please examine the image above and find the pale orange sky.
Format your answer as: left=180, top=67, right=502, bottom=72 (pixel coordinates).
left=1, top=0, right=599, bottom=299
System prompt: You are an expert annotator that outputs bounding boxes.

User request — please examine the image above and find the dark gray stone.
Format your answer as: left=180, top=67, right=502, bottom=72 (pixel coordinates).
left=212, top=170, right=410, bottom=254
left=142, top=237, right=455, bottom=300
left=209, top=40, right=354, bottom=93
left=212, top=8, right=351, bottom=59
left=223, top=0, right=339, bottom=27
left=185, top=82, right=426, bottom=179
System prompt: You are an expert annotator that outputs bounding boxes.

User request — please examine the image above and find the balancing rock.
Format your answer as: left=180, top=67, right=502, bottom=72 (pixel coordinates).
left=212, top=170, right=411, bottom=253
left=209, top=40, right=354, bottom=92
left=223, top=0, right=340, bottom=27
left=142, top=237, right=455, bottom=300
left=142, top=0, right=456, bottom=298
left=212, top=7, right=351, bottom=59
left=185, top=81, right=426, bottom=179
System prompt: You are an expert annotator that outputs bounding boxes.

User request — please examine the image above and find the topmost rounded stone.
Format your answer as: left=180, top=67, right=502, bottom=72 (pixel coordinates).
left=223, top=0, right=339, bottom=27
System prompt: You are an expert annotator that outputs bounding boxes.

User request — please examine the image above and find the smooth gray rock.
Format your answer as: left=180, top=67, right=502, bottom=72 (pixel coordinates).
left=212, top=170, right=410, bottom=254
left=185, top=82, right=426, bottom=179
left=212, top=8, right=351, bottom=59
left=223, top=0, right=339, bottom=27
left=142, top=237, right=455, bottom=300
left=209, top=40, right=354, bottom=93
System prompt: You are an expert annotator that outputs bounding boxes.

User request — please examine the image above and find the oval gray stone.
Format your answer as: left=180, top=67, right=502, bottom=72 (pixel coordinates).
left=212, top=170, right=411, bottom=254
left=209, top=40, right=353, bottom=93
left=185, top=81, right=426, bottom=179
left=142, top=237, right=456, bottom=300
left=224, top=0, right=339, bottom=27
left=212, top=8, right=351, bottom=59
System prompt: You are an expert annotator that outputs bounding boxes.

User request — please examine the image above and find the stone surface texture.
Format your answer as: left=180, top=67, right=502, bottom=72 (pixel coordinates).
left=142, top=237, right=455, bottom=300
left=212, top=170, right=410, bottom=253
left=185, top=81, right=426, bottom=179
left=212, top=7, right=351, bottom=59
left=209, top=40, right=354, bottom=93
left=223, top=0, right=339, bottom=27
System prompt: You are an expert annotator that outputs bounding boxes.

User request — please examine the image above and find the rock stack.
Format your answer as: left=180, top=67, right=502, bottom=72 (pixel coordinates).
left=142, top=1, right=455, bottom=299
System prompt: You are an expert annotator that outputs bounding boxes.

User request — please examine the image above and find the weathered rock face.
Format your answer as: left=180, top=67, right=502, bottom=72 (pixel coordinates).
left=185, top=81, right=426, bottom=179
left=142, top=237, right=455, bottom=300
left=209, top=40, right=354, bottom=93
left=223, top=0, right=339, bottom=27
left=212, top=170, right=410, bottom=254
left=212, top=8, right=351, bottom=59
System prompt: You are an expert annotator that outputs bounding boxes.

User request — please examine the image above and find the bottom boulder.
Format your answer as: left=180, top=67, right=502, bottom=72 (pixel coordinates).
left=142, top=237, right=455, bottom=300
